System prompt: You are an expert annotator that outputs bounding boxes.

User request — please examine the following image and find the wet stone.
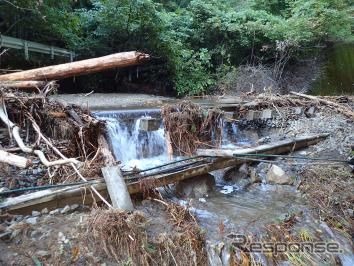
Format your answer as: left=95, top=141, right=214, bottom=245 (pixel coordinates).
left=70, top=204, right=79, bottom=211
left=305, top=106, right=316, bottom=117
left=36, top=250, right=51, bottom=258
left=32, top=211, right=41, bottom=217
left=61, top=205, right=71, bottom=214
left=25, top=217, right=38, bottom=225
left=176, top=173, right=215, bottom=198
left=266, top=164, right=292, bottom=185
left=41, top=208, right=49, bottom=215
left=49, top=209, right=60, bottom=215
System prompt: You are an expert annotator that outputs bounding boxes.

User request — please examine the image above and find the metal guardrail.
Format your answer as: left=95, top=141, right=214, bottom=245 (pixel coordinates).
left=0, top=34, right=75, bottom=61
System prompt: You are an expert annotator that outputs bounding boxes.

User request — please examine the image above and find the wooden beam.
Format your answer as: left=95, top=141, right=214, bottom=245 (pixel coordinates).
left=0, top=134, right=328, bottom=214
left=196, top=134, right=329, bottom=157
left=0, top=52, right=150, bottom=81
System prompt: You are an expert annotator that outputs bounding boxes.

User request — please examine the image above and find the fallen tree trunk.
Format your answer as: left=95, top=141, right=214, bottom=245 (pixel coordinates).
left=0, top=81, right=47, bottom=89
left=0, top=52, right=149, bottom=81
left=0, top=133, right=328, bottom=214
left=290, top=91, right=354, bottom=120
left=0, top=150, right=31, bottom=168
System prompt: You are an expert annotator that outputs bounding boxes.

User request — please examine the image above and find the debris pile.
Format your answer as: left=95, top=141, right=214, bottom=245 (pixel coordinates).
left=162, top=101, right=223, bottom=155
left=0, top=88, right=106, bottom=197
left=87, top=202, right=206, bottom=265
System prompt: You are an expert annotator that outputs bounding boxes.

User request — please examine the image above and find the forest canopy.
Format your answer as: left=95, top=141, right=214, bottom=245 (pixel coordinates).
left=0, top=0, right=353, bottom=95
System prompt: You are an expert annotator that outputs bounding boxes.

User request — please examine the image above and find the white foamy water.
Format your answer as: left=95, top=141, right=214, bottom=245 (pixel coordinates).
left=95, top=109, right=250, bottom=171
left=95, top=110, right=169, bottom=170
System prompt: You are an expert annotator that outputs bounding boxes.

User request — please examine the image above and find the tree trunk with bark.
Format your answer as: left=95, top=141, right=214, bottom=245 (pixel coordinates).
left=0, top=52, right=149, bottom=81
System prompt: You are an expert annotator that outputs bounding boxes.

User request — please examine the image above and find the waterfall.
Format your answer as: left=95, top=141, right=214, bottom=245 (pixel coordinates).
left=95, top=110, right=168, bottom=170
left=95, top=109, right=250, bottom=171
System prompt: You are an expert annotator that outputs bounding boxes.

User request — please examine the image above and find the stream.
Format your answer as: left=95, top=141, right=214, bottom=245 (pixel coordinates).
left=95, top=109, right=354, bottom=265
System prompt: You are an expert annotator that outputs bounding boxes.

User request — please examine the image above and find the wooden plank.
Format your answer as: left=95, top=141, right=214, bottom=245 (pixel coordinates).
left=0, top=52, right=149, bottom=81
left=0, top=134, right=328, bottom=214
left=197, top=134, right=329, bottom=157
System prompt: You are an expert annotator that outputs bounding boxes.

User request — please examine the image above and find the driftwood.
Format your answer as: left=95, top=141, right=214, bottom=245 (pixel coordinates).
left=97, top=134, right=115, bottom=165
left=0, top=133, right=328, bottom=214
left=291, top=91, right=354, bottom=120
left=29, top=119, right=112, bottom=209
left=0, top=52, right=149, bottom=81
left=0, top=81, right=47, bottom=89
left=0, top=150, right=31, bottom=168
left=0, top=100, right=80, bottom=167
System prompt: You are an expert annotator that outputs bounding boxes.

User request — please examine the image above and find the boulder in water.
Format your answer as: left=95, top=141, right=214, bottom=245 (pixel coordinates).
left=223, top=163, right=252, bottom=189
left=176, top=173, right=215, bottom=198
left=266, top=164, right=292, bottom=185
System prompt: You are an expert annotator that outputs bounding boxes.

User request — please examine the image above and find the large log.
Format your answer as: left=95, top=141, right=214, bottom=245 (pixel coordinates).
left=0, top=51, right=149, bottom=81
left=0, top=133, right=328, bottom=214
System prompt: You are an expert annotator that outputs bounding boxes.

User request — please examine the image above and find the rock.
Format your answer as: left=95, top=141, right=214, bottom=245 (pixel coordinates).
left=266, top=165, right=292, bottom=185
left=41, top=208, right=49, bottom=215
left=0, top=224, right=6, bottom=233
left=305, top=106, right=316, bottom=118
left=49, top=209, right=60, bottom=215
left=10, top=229, right=21, bottom=239
left=293, top=107, right=303, bottom=115
left=61, top=205, right=71, bottom=214
left=70, top=204, right=79, bottom=211
left=0, top=187, right=9, bottom=193
left=36, top=250, right=51, bottom=258
left=32, top=211, right=41, bottom=217
left=198, top=198, right=206, bottom=203
left=15, top=215, right=24, bottom=222
left=258, top=136, right=271, bottom=145
left=176, top=173, right=215, bottom=198
left=223, top=163, right=251, bottom=188
left=25, top=217, right=38, bottom=225
left=58, top=232, right=66, bottom=242
left=250, top=167, right=261, bottom=183
left=30, top=230, right=43, bottom=239
left=346, top=209, right=353, bottom=218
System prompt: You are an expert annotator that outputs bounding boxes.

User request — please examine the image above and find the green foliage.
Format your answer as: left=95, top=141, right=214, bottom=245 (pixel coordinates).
left=0, top=0, right=352, bottom=95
